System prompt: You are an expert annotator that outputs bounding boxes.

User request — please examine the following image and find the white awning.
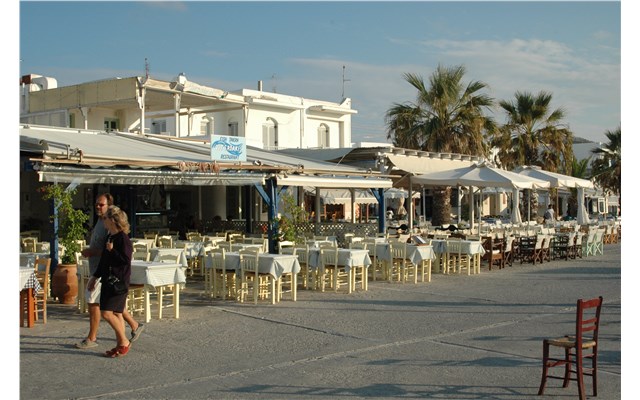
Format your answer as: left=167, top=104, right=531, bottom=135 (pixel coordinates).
left=36, top=164, right=264, bottom=186
left=386, top=153, right=479, bottom=174
left=277, top=174, right=392, bottom=189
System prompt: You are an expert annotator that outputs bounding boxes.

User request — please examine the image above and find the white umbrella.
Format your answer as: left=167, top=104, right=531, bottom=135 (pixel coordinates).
left=413, top=162, right=549, bottom=231
left=413, top=162, right=551, bottom=190
left=513, top=165, right=594, bottom=224
left=511, top=188, right=523, bottom=224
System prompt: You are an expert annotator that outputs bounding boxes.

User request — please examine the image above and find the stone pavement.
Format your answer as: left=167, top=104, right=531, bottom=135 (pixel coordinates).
left=19, top=244, right=621, bottom=399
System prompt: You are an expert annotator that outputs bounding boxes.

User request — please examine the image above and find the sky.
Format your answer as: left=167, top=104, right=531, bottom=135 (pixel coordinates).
left=17, top=1, right=621, bottom=145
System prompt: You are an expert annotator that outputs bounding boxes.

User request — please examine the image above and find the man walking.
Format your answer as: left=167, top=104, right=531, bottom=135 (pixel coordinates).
left=76, top=193, right=145, bottom=349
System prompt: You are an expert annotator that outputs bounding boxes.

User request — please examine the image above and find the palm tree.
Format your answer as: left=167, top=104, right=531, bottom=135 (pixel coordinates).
left=385, top=64, right=495, bottom=225
left=590, top=126, right=621, bottom=213
left=491, top=91, right=574, bottom=220
left=492, top=91, right=574, bottom=172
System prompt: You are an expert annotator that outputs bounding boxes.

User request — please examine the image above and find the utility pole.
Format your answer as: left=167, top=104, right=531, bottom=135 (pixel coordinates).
left=341, top=65, right=351, bottom=100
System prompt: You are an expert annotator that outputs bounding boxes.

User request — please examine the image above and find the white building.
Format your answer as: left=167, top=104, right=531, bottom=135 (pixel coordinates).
left=19, top=73, right=356, bottom=151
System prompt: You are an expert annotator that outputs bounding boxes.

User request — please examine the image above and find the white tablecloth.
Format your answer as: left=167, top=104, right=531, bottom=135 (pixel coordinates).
left=130, top=260, right=186, bottom=288
left=149, top=248, right=188, bottom=267
left=374, top=243, right=435, bottom=265
left=130, top=260, right=187, bottom=322
left=307, top=248, right=371, bottom=272
left=132, top=238, right=156, bottom=249
left=205, top=253, right=300, bottom=279
left=175, top=240, right=208, bottom=258
left=431, top=240, right=486, bottom=256
left=230, top=243, right=264, bottom=252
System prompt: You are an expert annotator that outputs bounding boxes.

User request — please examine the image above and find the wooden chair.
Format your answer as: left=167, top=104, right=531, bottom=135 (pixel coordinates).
left=34, top=257, right=51, bottom=323
left=319, top=245, right=348, bottom=292
left=388, top=239, right=416, bottom=283
left=540, top=236, right=552, bottom=263
left=503, top=236, right=516, bottom=266
left=22, top=237, right=38, bottom=253
left=158, top=236, right=174, bottom=248
left=239, top=248, right=276, bottom=304
left=291, top=245, right=312, bottom=290
left=209, top=248, right=236, bottom=300
left=186, top=232, right=203, bottom=241
left=362, top=238, right=385, bottom=281
left=538, top=296, right=603, bottom=400
left=552, top=234, right=569, bottom=261
left=76, top=258, right=91, bottom=314
left=132, top=242, right=150, bottom=261
left=448, top=238, right=472, bottom=275
left=481, top=236, right=504, bottom=270
left=573, top=233, right=584, bottom=259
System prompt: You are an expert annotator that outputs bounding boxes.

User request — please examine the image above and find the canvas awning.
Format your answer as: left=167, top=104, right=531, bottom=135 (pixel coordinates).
left=277, top=175, right=392, bottom=189
left=20, top=124, right=390, bottom=187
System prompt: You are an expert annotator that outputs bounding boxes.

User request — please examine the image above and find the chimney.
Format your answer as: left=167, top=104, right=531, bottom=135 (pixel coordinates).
left=258, top=80, right=263, bottom=91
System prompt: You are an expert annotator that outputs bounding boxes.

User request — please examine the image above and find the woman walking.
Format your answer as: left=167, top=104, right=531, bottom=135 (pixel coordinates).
left=87, top=205, right=133, bottom=358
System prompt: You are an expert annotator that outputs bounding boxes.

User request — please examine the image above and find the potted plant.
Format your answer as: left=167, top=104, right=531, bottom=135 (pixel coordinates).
left=41, top=184, right=89, bottom=304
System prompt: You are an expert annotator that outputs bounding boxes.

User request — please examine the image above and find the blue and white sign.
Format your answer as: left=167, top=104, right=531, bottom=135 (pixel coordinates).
left=211, top=135, right=246, bottom=162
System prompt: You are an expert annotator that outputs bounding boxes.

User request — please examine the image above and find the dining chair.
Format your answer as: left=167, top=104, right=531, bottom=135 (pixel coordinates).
left=538, top=296, right=603, bottom=400
left=34, top=257, right=51, bottom=324
left=593, top=229, right=605, bottom=256
left=186, top=232, right=203, bottom=241
left=217, top=241, right=232, bottom=251
left=531, top=235, right=545, bottom=265
left=319, top=245, right=348, bottom=292
left=503, top=236, right=516, bottom=267
left=76, top=258, right=91, bottom=314
left=132, top=242, right=150, bottom=262
left=22, top=237, right=38, bottom=253
left=291, top=245, right=312, bottom=290
left=554, top=234, right=571, bottom=261
left=388, top=239, right=412, bottom=282
left=450, top=238, right=472, bottom=275
left=158, top=236, right=174, bottom=248
left=573, top=233, right=584, bottom=259
left=584, top=232, right=597, bottom=257
left=362, top=238, right=385, bottom=281
left=540, top=235, right=552, bottom=263
left=127, top=282, right=146, bottom=317
left=239, top=248, right=276, bottom=304
left=481, top=236, right=504, bottom=270
left=209, top=248, right=235, bottom=300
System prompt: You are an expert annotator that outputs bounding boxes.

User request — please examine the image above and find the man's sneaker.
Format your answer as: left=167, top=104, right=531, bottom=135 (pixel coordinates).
left=130, top=323, right=145, bottom=342
left=76, top=338, right=98, bottom=349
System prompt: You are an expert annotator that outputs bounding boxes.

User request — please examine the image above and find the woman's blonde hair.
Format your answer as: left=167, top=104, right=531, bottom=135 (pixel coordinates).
left=105, top=205, right=130, bottom=234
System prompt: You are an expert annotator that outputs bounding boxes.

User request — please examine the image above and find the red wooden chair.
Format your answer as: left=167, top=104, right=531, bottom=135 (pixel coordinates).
left=538, top=296, right=603, bottom=400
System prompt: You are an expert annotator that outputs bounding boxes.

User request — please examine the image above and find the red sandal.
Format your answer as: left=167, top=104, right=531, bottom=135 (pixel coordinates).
left=104, top=344, right=130, bottom=358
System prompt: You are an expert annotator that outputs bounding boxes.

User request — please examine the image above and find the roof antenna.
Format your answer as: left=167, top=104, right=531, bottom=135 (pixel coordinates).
left=342, top=65, right=350, bottom=101
left=144, top=58, right=150, bottom=80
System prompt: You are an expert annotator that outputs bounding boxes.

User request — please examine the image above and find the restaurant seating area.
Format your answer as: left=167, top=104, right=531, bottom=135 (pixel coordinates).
left=19, top=219, right=621, bottom=329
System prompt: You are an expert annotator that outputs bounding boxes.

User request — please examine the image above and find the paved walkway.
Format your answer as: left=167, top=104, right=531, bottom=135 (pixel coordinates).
left=19, top=244, right=621, bottom=399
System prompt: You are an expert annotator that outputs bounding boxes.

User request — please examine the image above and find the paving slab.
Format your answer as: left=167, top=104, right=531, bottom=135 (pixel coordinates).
left=19, top=244, right=621, bottom=399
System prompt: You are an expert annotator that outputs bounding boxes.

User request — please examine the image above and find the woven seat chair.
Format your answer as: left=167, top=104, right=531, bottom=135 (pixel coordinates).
left=538, top=296, right=603, bottom=400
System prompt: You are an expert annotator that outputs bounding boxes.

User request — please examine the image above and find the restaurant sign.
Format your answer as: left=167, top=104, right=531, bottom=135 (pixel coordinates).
left=211, top=135, right=246, bottom=162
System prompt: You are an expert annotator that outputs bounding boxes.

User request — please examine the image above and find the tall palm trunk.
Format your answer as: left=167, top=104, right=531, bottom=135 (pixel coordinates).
left=431, top=187, right=451, bottom=226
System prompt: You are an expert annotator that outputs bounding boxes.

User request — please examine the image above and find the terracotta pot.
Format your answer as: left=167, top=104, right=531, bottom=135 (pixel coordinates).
left=51, top=263, right=78, bottom=305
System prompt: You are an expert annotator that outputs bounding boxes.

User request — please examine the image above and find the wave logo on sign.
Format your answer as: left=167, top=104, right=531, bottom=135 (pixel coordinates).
left=211, top=135, right=246, bottom=162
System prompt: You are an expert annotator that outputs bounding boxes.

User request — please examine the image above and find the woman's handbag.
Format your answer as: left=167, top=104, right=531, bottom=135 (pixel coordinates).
left=107, top=266, right=128, bottom=295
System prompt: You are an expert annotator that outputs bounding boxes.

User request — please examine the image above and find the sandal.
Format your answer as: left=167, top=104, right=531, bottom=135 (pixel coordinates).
left=104, top=344, right=130, bottom=358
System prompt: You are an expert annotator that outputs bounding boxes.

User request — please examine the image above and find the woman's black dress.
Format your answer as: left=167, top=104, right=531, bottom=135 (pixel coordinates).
left=94, top=231, right=132, bottom=313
